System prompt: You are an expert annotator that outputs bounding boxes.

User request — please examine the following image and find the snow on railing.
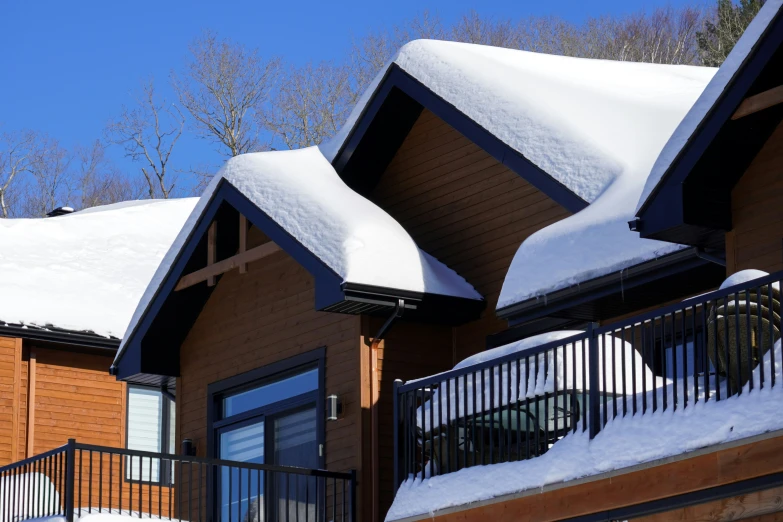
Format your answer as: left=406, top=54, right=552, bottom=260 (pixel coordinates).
left=392, top=270, right=782, bottom=488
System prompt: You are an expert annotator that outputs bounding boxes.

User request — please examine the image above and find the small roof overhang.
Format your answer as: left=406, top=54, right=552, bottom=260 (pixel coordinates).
left=496, top=248, right=726, bottom=326
left=635, top=0, right=783, bottom=248
left=113, top=153, right=485, bottom=385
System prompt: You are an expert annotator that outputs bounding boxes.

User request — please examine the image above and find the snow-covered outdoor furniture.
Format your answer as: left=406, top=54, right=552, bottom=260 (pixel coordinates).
left=707, top=270, right=781, bottom=394
left=402, top=331, right=655, bottom=477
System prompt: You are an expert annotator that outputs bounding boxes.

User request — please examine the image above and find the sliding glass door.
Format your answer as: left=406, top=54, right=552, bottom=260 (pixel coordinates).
left=212, top=361, right=322, bottom=522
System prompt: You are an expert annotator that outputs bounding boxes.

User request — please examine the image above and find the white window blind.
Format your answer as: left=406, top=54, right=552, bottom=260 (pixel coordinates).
left=127, top=386, right=164, bottom=482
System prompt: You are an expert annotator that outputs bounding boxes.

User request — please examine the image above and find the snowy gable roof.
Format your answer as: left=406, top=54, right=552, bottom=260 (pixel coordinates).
left=637, top=0, right=783, bottom=214
left=323, top=40, right=713, bottom=205
left=0, top=198, right=198, bottom=339
left=116, top=147, right=482, bottom=363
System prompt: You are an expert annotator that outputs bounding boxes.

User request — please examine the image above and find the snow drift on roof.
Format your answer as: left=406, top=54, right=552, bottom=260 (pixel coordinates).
left=117, top=147, right=481, bottom=361
left=0, top=198, right=197, bottom=338
left=637, top=0, right=783, bottom=212
left=496, top=62, right=715, bottom=309
left=323, top=40, right=713, bottom=204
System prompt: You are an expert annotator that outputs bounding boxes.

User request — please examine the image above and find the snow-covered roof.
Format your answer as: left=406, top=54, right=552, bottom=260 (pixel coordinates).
left=637, top=0, right=783, bottom=212
left=323, top=40, right=713, bottom=205
left=117, top=147, right=482, bottom=361
left=0, top=198, right=198, bottom=339
left=317, top=40, right=719, bottom=309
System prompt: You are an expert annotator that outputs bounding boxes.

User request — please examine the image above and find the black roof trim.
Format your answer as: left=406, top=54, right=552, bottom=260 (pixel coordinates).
left=0, top=323, right=120, bottom=351
left=331, top=64, right=589, bottom=214
left=636, top=4, right=783, bottom=246
left=114, top=179, right=485, bottom=383
left=497, top=248, right=726, bottom=325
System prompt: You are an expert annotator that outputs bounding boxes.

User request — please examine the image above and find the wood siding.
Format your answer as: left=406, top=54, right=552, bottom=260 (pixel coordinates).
left=367, top=109, right=571, bottom=517
left=370, top=109, right=571, bottom=362
left=728, top=120, right=783, bottom=275
left=0, top=337, right=127, bottom=464
left=423, top=433, right=783, bottom=522
left=176, top=233, right=360, bottom=500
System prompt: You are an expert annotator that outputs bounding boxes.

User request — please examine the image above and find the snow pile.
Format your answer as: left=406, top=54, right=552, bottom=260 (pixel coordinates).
left=416, top=331, right=655, bottom=432
left=118, top=147, right=481, bottom=361
left=721, top=269, right=780, bottom=290
left=26, top=513, right=184, bottom=522
left=387, top=340, right=783, bottom=521
left=637, top=0, right=783, bottom=211
left=0, top=199, right=197, bottom=338
left=0, top=473, right=59, bottom=520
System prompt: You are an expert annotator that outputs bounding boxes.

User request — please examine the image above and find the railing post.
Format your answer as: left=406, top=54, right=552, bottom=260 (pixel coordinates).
left=393, top=379, right=402, bottom=494
left=349, top=469, right=357, bottom=522
left=64, top=439, right=76, bottom=522
left=588, top=324, right=601, bottom=439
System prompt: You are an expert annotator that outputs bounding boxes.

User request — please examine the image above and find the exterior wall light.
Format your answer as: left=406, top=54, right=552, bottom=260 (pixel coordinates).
left=326, top=394, right=343, bottom=421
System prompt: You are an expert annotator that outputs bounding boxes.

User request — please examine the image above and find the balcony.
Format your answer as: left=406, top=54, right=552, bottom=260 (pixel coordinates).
left=392, top=271, right=782, bottom=490
left=0, top=441, right=356, bottom=522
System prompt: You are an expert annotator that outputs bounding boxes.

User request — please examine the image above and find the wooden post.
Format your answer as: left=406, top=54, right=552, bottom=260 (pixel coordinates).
left=207, top=222, right=216, bottom=287
left=370, top=339, right=381, bottom=522
left=27, top=351, right=36, bottom=457
left=239, top=215, right=248, bottom=274
left=11, top=338, right=21, bottom=460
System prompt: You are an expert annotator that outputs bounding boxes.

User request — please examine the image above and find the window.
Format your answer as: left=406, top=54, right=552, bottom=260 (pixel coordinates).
left=126, top=385, right=176, bottom=483
left=208, top=350, right=324, bottom=522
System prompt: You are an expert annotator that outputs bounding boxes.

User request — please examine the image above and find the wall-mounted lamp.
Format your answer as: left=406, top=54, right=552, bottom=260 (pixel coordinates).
left=181, top=438, right=197, bottom=456
left=326, top=394, right=343, bottom=421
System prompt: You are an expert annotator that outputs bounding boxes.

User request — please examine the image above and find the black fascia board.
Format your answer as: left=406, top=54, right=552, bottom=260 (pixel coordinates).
left=114, top=180, right=346, bottom=381
left=496, top=248, right=714, bottom=324
left=0, top=323, right=120, bottom=352
left=332, top=64, right=589, bottom=214
left=636, top=6, right=783, bottom=242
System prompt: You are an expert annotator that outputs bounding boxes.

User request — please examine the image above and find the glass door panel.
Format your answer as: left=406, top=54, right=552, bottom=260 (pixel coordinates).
left=271, top=406, right=318, bottom=522
left=219, top=420, right=265, bottom=522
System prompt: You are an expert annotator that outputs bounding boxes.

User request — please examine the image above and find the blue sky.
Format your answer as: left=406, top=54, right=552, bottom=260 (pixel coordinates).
left=0, top=0, right=698, bottom=196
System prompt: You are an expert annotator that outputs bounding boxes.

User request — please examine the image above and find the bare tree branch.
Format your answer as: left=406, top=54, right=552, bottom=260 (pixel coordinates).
left=106, top=79, right=184, bottom=199
left=0, top=129, right=37, bottom=218
left=172, top=30, right=280, bottom=157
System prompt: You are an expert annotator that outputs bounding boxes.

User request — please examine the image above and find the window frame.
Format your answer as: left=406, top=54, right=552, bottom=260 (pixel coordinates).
left=206, top=347, right=326, bottom=468
left=124, top=384, right=176, bottom=485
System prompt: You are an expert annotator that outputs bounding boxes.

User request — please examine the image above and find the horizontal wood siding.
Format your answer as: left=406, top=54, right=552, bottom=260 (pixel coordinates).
left=368, top=110, right=571, bottom=517
left=177, top=235, right=360, bottom=496
left=728, top=120, right=783, bottom=275
left=29, top=346, right=125, bottom=453
left=371, top=109, right=571, bottom=363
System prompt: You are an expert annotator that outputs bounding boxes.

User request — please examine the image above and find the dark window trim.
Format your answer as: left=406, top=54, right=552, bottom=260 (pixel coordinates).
left=125, top=384, right=175, bottom=485
left=206, top=346, right=326, bottom=469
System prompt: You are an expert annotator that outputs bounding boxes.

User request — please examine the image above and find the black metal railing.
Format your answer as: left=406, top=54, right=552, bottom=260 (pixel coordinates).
left=0, top=440, right=356, bottom=522
left=393, top=271, right=782, bottom=489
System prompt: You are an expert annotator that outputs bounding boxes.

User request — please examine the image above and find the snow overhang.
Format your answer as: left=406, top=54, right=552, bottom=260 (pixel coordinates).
left=634, top=0, right=783, bottom=249
left=113, top=148, right=484, bottom=384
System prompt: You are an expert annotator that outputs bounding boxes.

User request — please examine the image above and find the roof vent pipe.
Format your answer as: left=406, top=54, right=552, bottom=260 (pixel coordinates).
left=46, top=206, right=75, bottom=217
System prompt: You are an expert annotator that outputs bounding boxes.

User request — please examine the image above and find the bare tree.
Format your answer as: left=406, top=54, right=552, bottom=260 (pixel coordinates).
left=107, top=80, right=184, bottom=199
left=264, top=62, right=353, bottom=149
left=76, top=140, right=144, bottom=209
left=22, top=136, right=74, bottom=217
left=698, top=0, right=764, bottom=66
left=451, top=11, right=525, bottom=48
left=172, top=30, right=280, bottom=157
left=0, top=129, right=36, bottom=218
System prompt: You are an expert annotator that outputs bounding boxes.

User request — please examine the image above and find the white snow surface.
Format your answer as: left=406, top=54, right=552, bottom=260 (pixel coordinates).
left=637, top=0, right=783, bottom=212
left=0, top=473, right=59, bottom=520
left=721, top=269, right=780, bottom=290
left=320, top=39, right=716, bottom=311
left=0, top=199, right=197, bottom=338
left=116, top=147, right=481, bottom=362
left=387, top=340, right=783, bottom=521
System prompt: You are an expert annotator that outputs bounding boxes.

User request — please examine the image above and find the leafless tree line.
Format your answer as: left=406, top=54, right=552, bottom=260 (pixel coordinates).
left=1, top=3, right=747, bottom=218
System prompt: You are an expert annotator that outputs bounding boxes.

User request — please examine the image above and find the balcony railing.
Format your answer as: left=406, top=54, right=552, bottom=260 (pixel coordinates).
left=393, top=271, right=782, bottom=489
left=0, top=440, right=356, bottom=522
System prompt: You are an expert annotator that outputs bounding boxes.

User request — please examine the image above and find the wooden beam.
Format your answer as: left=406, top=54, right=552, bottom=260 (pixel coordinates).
left=239, top=215, right=248, bottom=275
left=11, top=338, right=21, bottom=461
left=175, top=241, right=280, bottom=291
left=732, top=85, right=783, bottom=120
left=207, top=222, right=217, bottom=287
left=26, top=351, right=36, bottom=458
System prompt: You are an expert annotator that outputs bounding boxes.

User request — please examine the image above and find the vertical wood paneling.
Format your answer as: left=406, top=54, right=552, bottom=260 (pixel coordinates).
left=729, top=120, right=783, bottom=275
left=0, top=337, right=17, bottom=465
